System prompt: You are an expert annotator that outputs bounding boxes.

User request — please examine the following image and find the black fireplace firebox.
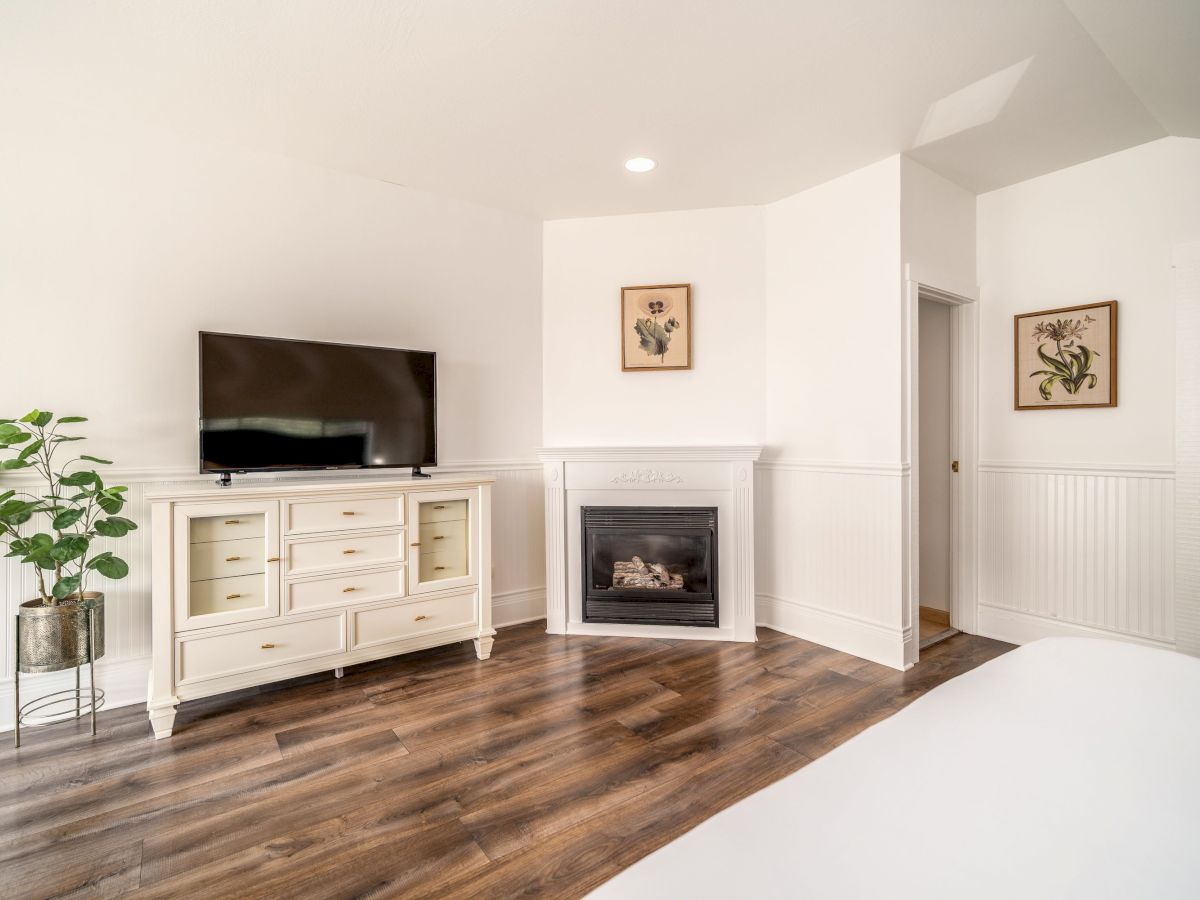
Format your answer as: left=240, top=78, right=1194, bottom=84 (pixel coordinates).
left=582, top=506, right=718, bottom=627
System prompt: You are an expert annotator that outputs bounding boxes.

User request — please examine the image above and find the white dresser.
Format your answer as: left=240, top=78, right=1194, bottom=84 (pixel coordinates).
left=145, top=475, right=493, bottom=738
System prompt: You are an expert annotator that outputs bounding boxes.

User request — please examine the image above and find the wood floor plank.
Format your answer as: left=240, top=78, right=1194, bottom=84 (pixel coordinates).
left=0, top=626, right=1011, bottom=899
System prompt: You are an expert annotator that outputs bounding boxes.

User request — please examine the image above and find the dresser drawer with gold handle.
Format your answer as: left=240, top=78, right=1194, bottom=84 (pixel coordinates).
left=189, top=537, right=265, bottom=581
left=285, top=495, right=404, bottom=535
left=350, top=590, right=477, bottom=650
left=285, top=529, right=405, bottom=577
left=185, top=573, right=267, bottom=623
left=416, top=498, right=468, bottom=525
left=175, top=613, right=346, bottom=685
left=417, top=548, right=469, bottom=582
left=417, top=520, right=466, bottom=558
left=190, top=513, right=267, bottom=544
left=285, top=565, right=405, bottom=614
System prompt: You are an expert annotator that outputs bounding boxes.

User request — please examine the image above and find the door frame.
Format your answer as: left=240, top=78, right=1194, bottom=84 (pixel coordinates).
left=901, top=269, right=979, bottom=666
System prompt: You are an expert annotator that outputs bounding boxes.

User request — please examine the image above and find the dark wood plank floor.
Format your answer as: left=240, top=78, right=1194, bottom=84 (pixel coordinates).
left=0, top=623, right=1011, bottom=899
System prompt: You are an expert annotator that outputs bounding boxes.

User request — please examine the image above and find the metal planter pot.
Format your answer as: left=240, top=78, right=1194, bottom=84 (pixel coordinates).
left=17, top=592, right=105, bottom=674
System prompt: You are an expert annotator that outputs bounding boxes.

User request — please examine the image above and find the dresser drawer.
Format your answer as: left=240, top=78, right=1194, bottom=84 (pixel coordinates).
left=286, top=495, right=404, bottom=535
left=351, top=590, right=477, bottom=650
left=190, top=537, right=265, bottom=581
left=286, top=529, right=405, bottom=577
left=176, top=613, right=346, bottom=684
left=417, top=519, right=466, bottom=557
left=187, top=573, right=269, bottom=621
left=417, top=548, right=469, bottom=581
left=190, top=514, right=266, bottom=544
left=287, top=565, right=405, bottom=613
left=417, top=498, right=468, bottom=524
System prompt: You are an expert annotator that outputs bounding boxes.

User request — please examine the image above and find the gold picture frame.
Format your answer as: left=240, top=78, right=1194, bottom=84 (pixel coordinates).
left=621, top=283, right=692, bottom=372
left=1014, top=300, right=1117, bottom=410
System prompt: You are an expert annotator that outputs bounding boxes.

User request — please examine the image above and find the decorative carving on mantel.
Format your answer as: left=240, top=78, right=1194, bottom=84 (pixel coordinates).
left=609, top=468, right=685, bottom=486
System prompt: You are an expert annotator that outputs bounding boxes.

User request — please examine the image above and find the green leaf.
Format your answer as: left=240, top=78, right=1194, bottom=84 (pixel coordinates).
left=50, top=435, right=85, bottom=443
left=80, top=455, right=112, bottom=465
left=94, top=516, right=137, bottom=537
left=0, top=422, right=26, bottom=442
left=17, top=439, right=44, bottom=461
left=0, top=459, right=32, bottom=470
left=0, top=490, right=14, bottom=504
left=20, top=410, right=53, bottom=427
left=1085, top=374, right=1098, bottom=389
left=1036, top=345, right=1072, bottom=377
left=0, top=431, right=32, bottom=445
left=0, top=499, right=37, bottom=525
left=52, top=508, right=85, bottom=529
left=52, top=573, right=82, bottom=600
left=97, top=492, right=124, bottom=515
left=91, top=555, right=128, bottom=579
left=59, top=471, right=97, bottom=487
left=57, top=416, right=88, bottom=424
left=1038, top=374, right=1063, bottom=401
left=49, top=533, right=90, bottom=562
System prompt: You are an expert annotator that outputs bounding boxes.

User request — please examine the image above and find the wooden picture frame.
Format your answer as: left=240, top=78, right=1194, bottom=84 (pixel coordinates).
left=1013, top=300, right=1117, bottom=410
left=620, top=283, right=692, bottom=372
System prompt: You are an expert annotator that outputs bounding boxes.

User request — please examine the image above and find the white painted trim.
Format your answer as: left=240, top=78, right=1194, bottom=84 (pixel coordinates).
left=537, top=446, right=763, bottom=462
left=756, top=593, right=907, bottom=670
left=977, top=604, right=1175, bottom=651
left=979, top=460, right=1175, bottom=478
left=0, top=655, right=150, bottom=734
left=755, top=459, right=909, bottom=476
left=492, top=587, right=546, bottom=627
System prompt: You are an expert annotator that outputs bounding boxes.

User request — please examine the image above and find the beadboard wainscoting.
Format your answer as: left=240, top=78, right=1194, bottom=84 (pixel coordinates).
left=755, top=460, right=908, bottom=668
left=978, top=462, right=1175, bottom=649
left=0, top=462, right=545, bottom=732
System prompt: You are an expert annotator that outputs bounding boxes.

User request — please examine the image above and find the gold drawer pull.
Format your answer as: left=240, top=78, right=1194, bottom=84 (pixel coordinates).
left=342, top=586, right=357, bottom=593
left=261, top=643, right=275, bottom=649
left=343, top=549, right=357, bottom=555
left=342, top=511, right=356, bottom=516
left=433, top=535, right=445, bottom=541
left=414, top=614, right=428, bottom=621
left=268, top=556, right=280, bottom=563
left=433, top=505, right=446, bottom=510
left=434, top=566, right=446, bottom=571
left=226, top=593, right=242, bottom=600
left=225, top=555, right=242, bottom=562
left=410, top=542, right=421, bottom=547
left=224, top=519, right=241, bottom=525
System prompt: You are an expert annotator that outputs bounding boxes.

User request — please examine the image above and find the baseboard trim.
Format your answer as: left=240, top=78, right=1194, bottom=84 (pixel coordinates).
left=0, top=655, right=150, bottom=734
left=977, top=604, right=1175, bottom=650
left=756, top=593, right=906, bottom=669
left=492, top=587, right=547, bottom=628
left=757, top=459, right=909, bottom=476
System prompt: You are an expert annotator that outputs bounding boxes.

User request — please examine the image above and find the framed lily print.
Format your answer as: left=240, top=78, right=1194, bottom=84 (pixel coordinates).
left=621, top=283, right=691, bottom=371
left=1014, top=300, right=1117, bottom=410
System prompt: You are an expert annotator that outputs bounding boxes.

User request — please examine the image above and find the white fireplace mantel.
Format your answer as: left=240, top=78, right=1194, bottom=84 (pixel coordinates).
left=538, top=445, right=763, bottom=642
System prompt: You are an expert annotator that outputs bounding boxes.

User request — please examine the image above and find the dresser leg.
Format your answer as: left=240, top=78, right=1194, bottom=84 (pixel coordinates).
left=334, top=667, right=344, bottom=679
left=473, top=635, right=494, bottom=660
left=148, top=706, right=177, bottom=739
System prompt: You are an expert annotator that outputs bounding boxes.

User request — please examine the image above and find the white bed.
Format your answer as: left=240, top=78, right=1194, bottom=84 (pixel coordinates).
left=592, top=638, right=1200, bottom=899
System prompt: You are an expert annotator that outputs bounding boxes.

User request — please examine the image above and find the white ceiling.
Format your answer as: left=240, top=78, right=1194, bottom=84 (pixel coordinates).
left=2, top=0, right=1196, bottom=219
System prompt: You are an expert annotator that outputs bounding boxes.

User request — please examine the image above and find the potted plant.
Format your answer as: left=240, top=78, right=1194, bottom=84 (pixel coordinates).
left=0, top=410, right=136, bottom=674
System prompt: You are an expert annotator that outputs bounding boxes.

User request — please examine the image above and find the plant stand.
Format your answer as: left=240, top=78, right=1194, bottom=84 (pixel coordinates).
left=13, top=606, right=104, bottom=749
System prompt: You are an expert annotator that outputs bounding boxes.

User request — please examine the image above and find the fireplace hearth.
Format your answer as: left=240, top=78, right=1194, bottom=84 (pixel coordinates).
left=582, top=506, right=718, bottom=627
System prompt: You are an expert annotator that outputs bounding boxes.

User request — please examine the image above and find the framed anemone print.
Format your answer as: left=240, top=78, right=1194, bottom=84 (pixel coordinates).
left=621, top=283, right=691, bottom=371
left=1014, top=300, right=1117, bottom=410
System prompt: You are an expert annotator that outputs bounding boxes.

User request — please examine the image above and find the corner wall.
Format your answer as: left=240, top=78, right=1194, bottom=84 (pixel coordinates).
left=976, top=137, right=1200, bottom=649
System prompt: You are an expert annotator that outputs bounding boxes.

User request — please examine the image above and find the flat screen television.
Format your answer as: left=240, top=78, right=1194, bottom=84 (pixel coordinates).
left=199, top=332, right=436, bottom=481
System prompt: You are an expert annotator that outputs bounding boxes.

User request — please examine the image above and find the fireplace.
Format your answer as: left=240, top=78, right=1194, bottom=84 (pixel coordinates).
left=581, top=506, right=718, bottom=627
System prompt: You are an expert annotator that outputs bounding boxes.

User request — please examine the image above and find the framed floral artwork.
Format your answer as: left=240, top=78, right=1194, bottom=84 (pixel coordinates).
left=621, top=283, right=691, bottom=371
left=1014, top=300, right=1117, bottom=410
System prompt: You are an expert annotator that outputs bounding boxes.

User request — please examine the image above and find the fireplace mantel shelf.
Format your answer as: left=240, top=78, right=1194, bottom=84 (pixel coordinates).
left=539, top=446, right=761, bottom=643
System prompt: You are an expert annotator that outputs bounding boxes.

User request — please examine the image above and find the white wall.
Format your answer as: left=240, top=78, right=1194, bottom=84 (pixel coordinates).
left=976, top=137, right=1200, bottom=648
left=542, top=206, right=766, bottom=447
left=0, top=100, right=548, bottom=728
left=901, top=157, right=977, bottom=300
left=918, top=299, right=952, bottom=613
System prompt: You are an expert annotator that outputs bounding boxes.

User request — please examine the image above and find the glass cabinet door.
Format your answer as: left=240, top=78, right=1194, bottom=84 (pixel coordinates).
left=174, top=500, right=280, bottom=629
left=408, top=491, right=474, bottom=594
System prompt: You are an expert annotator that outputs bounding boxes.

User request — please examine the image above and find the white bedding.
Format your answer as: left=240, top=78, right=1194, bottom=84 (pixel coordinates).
left=592, top=638, right=1200, bottom=899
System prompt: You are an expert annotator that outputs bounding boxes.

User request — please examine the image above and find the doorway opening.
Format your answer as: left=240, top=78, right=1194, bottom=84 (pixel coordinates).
left=917, top=296, right=958, bottom=649
left=903, top=277, right=978, bottom=667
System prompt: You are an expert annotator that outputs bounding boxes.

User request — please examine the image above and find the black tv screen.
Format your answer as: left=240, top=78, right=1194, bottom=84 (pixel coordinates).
left=199, top=332, right=436, bottom=474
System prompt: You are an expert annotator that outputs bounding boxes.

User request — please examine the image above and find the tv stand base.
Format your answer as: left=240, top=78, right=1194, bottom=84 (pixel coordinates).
left=411, top=466, right=432, bottom=479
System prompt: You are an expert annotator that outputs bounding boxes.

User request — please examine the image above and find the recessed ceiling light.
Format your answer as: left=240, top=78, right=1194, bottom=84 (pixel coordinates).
left=625, top=157, right=657, bottom=173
